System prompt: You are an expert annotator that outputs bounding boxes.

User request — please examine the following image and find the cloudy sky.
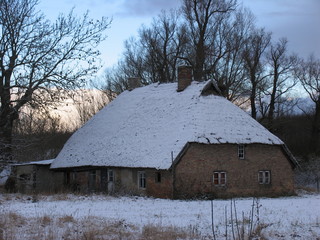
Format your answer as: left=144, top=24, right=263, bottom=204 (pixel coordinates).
left=39, top=0, right=320, bottom=69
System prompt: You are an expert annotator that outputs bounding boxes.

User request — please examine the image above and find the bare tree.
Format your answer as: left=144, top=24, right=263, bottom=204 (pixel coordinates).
left=13, top=105, right=61, bottom=135
left=122, top=36, right=147, bottom=83
left=182, top=0, right=236, bottom=81
left=0, top=0, right=111, bottom=168
left=211, top=7, right=254, bottom=101
left=264, top=38, right=298, bottom=129
left=139, top=10, right=187, bottom=83
left=295, top=55, right=320, bottom=154
left=101, top=66, right=130, bottom=98
left=75, top=89, right=109, bottom=125
left=242, top=27, right=271, bottom=119
left=103, top=9, right=187, bottom=94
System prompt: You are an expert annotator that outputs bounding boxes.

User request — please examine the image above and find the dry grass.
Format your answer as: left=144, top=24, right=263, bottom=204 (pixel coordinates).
left=0, top=212, right=26, bottom=240
left=141, top=224, right=202, bottom=240
left=0, top=210, right=204, bottom=240
left=1, top=193, right=319, bottom=239
left=58, top=214, right=75, bottom=223
left=40, top=215, right=52, bottom=225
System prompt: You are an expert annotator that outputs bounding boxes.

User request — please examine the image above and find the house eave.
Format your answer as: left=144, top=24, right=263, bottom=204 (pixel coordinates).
left=170, top=142, right=190, bottom=170
left=281, top=144, right=299, bottom=169
left=50, top=165, right=170, bottom=171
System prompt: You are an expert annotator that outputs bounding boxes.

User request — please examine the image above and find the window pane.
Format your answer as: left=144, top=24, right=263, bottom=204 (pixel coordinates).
left=265, top=171, right=270, bottom=184
left=213, top=173, right=219, bottom=184
left=238, top=145, right=245, bottom=159
left=220, top=172, right=226, bottom=185
left=258, top=171, right=270, bottom=184
left=142, top=177, right=146, bottom=188
left=108, top=170, right=114, bottom=182
left=138, top=171, right=146, bottom=188
left=213, top=172, right=226, bottom=186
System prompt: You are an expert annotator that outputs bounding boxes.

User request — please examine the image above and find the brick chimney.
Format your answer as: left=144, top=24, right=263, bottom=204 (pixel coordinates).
left=177, top=66, right=193, bottom=92
left=128, top=77, right=141, bottom=91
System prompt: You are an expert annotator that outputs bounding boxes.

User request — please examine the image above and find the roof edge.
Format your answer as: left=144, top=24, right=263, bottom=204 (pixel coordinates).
left=170, top=142, right=191, bottom=169
left=281, top=144, right=300, bottom=169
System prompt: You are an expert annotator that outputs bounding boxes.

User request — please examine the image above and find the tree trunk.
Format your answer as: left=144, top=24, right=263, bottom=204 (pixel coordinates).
left=250, top=90, right=257, bottom=119
left=250, top=74, right=257, bottom=119
left=267, top=71, right=278, bottom=130
left=0, top=112, right=15, bottom=169
left=311, top=100, right=320, bottom=154
left=194, top=37, right=205, bottom=81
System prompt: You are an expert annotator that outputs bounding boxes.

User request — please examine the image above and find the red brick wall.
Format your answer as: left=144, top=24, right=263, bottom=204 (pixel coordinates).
left=146, top=169, right=173, bottom=199
left=177, top=66, right=192, bottom=91
left=173, top=143, right=295, bottom=199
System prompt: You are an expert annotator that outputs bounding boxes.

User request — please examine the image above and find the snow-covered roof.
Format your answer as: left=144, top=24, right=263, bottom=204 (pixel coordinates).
left=15, top=159, right=54, bottom=166
left=51, top=81, right=283, bottom=170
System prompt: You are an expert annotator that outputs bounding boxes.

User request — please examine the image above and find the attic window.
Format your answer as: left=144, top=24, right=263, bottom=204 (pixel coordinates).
left=213, top=172, right=226, bottom=186
left=258, top=171, right=271, bottom=184
left=238, top=145, right=245, bottom=159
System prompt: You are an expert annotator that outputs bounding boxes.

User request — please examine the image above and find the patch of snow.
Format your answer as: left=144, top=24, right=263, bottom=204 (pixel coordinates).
left=0, top=194, right=319, bottom=239
left=0, top=166, right=11, bottom=186
left=51, top=81, right=283, bottom=170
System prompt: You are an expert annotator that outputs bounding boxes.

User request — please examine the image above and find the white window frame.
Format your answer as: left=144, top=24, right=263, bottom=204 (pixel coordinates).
left=108, top=169, right=114, bottom=182
left=213, top=172, right=227, bottom=186
left=138, top=171, right=146, bottom=189
left=238, top=145, right=245, bottom=159
left=258, top=171, right=271, bottom=184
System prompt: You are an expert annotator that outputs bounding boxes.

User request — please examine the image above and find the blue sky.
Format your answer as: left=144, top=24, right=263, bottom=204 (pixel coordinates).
left=38, top=0, right=320, bottom=70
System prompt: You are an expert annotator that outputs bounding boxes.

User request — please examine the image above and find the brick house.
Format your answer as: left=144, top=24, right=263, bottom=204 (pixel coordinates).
left=51, top=66, right=297, bottom=198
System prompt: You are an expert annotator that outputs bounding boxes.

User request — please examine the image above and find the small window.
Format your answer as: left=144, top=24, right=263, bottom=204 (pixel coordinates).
left=155, top=172, right=161, bottom=183
left=90, top=170, right=96, bottom=178
left=89, top=170, right=97, bottom=191
left=138, top=171, right=146, bottom=189
left=64, top=172, right=70, bottom=185
left=108, top=169, right=114, bottom=182
left=213, top=172, right=227, bottom=186
left=19, top=174, right=31, bottom=181
left=258, top=171, right=271, bottom=184
left=238, top=145, right=245, bottom=159
left=71, top=172, right=77, bottom=181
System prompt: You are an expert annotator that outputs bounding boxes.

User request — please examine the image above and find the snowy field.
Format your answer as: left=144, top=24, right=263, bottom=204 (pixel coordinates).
left=0, top=192, right=319, bottom=240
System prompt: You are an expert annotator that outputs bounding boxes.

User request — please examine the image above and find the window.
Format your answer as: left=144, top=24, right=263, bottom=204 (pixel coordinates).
left=213, top=172, right=227, bottom=186
left=64, top=172, right=70, bottom=185
left=89, top=170, right=97, bottom=191
left=20, top=174, right=31, bottom=181
left=238, top=145, right=245, bottom=159
left=155, top=172, right=161, bottom=183
left=258, top=171, right=271, bottom=184
left=108, top=169, right=114, bottom=182
left=90, top=170, right=96, bottom=179
left=138, top=171, right=146, bottom=189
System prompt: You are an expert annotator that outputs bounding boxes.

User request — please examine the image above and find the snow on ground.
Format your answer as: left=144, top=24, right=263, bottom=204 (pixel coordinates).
left=0, top=193, right=319, bottom=239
